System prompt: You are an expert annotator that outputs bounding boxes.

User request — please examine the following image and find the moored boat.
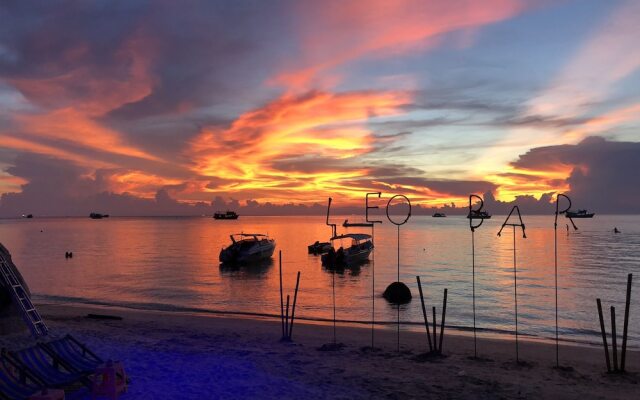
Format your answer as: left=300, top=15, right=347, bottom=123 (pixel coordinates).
left=565, top=209, right=595, bottom=218
left=321, top=233, right=373, bottom=267
left=214, top=211, right=239, bottom=220
left=219, top=233, right=275, bottom=264
left=308, top=241, right=332, bottom=254
left=432, top=212, right=446, bottom=217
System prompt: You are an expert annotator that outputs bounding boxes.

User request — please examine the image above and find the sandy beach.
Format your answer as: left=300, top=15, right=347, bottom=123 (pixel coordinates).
left=1, top=303, right=635, bottom=399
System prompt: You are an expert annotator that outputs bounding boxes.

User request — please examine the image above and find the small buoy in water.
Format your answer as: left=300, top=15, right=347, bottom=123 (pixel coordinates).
left=383, top=282, right=412, bottom=304
left=65, top=252, right=69, bottom=258
left=69, top=251, right=73, bottom=258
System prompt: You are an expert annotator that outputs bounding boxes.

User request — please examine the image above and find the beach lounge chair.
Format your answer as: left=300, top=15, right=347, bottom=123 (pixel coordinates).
left=0, top=351, right=45, bottom=400
left=2, top=345, right=90, bottom=389
left=39, top=335, right=103, bottom=375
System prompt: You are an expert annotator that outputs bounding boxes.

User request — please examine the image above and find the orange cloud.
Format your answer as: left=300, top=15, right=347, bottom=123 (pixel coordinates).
left=99, top=170, right=184, bottom=198
left=189, top=90, right=410, bottom=203
left=15, top=108, right=159, bottom=161
left=276, top=0, right=528, bottom=90
left=6, top=32, right=159, bottom=162
left=488, top=166, right=572, bottom=201
left=0, top=133, right=114, bottom=167
left=564, top=102, right=640, bottom=140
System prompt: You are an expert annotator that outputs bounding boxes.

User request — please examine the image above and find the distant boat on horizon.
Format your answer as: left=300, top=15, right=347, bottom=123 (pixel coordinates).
left=213, top=211, right=239, bottom=220
left=566, top=209, right=595, bottom=218
left=89, top=213, right=109, bottom=219
left=432, top=212, right=446, bottom=218
left=467, top=210, right=491, bottom=219
left=21, top=214, right=33, bottom=219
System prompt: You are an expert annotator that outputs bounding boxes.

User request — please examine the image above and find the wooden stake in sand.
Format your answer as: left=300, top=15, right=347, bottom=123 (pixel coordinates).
left=553, top=193, right=576, bottom=368
left=279, top=251, right=284, bottom=338
left=439, top=289, right=448, bottom=353
left=278, top=251, right=302, bottom=342
left=416, top=276, right=433, bottom=352
left=621, top=273, right=632, bottom=372
left=611, top=306, right=618, bottom=371
left=497, top=206, right=526, bottom=363
left=595, top=274, right=632, bottom=374
left=289, top=271, right=301, bottom=339
left=596, top=298, right=611, bottom=373
left=416, top=277, right=448, bottom=355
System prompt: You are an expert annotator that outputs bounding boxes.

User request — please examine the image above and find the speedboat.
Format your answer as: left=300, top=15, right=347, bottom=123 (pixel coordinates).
left=219, top=233, right=275, bottom=264
left=467, top=210, right=491, bottom=219
left=565, top=209, right=594, bottom=218
left=214, top=211, right=239, bottom=220
left=308, top=241, right=332, bottom=254
left=432, top=212, right=446, bottom=217
left=321, top=233, right=373, bottom=267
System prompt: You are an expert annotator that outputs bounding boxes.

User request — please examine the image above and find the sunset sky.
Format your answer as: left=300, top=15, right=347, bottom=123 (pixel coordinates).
left=1, top=0, right=639, bottom=215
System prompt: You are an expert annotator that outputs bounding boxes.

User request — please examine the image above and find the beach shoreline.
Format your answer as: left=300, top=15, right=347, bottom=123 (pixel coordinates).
left=9, top=302, right=637, bottom=399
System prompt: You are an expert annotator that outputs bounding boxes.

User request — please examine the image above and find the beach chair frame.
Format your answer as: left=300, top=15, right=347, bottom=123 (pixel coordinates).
left=4, top=345, right=91, bottom=389
left=0, top=350, right=46, bottom=400
left=39, top=334, right=103, bottom=374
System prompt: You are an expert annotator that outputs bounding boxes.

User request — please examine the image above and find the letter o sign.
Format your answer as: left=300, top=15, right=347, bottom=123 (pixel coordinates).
left=386, top=194, right=411, bottom=226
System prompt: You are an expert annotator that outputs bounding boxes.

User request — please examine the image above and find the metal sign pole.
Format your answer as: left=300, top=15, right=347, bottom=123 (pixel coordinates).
left=386, top=195, right=411, bottom=352
left=468, top=194, right=487, bottom=359
left=554, top=194, right=575, bottom=367
left=497, top=205, right=526, bottom=363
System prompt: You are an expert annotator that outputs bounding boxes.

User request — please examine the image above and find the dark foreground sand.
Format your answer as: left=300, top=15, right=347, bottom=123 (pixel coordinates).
left=4, top=303, right=639, bottom=399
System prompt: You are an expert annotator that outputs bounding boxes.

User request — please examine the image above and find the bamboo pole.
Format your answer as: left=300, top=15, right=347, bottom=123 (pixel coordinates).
left=611, top=306, right=618, bottom=371
left=597, top=299, right=611, bottom=373
left=289, top=271, right=301, bottom=339
left=432, top=306, right=437, bottom=352
left=279, top=251, right=284, bottom=338
left=285, top=295, right=290, bottom=339
left=621, top=273, right=632, bottom=372
left=439, top=288, right=448, bottom=353
left=416, top=276, right=432, bottom=352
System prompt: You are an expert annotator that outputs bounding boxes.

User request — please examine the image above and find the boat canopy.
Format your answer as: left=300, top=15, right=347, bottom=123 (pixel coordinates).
left=330, top=233, right=372, bottom=241
left=230, top=233, right=269, bottom=242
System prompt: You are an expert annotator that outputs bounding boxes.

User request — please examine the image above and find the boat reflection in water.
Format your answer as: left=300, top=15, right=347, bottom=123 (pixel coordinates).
left=219, top=258, right=274, bottom=278
left=321, top=233, right=373, bottom=268
left=219, top=233, right=276, bottom=264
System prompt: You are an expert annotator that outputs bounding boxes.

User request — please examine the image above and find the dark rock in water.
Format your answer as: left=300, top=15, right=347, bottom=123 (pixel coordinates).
left=383, top=281, right=412, bottom=304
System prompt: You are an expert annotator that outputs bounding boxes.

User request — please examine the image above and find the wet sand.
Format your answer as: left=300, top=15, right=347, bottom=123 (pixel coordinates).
left=4, top=303, right=639, bottom=399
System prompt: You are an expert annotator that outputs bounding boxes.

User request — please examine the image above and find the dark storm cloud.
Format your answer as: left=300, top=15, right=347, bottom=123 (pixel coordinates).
left=512, top=136, right=640, bottom=213
left=0, top=154, right=208, bottom=216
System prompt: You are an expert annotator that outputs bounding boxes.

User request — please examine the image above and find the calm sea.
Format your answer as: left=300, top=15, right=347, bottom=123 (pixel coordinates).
left=1, top=215, right=638, bottom=347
